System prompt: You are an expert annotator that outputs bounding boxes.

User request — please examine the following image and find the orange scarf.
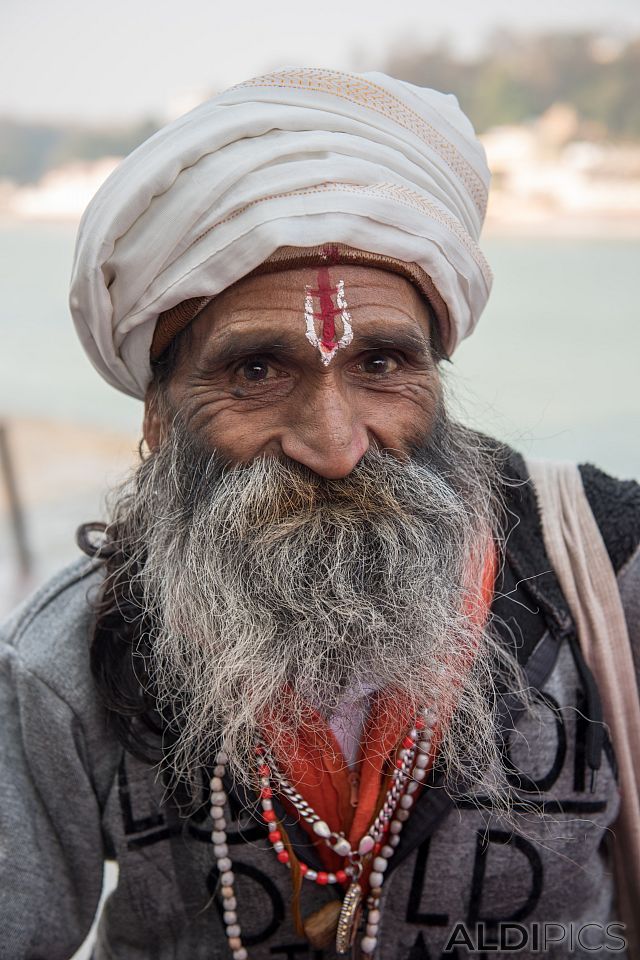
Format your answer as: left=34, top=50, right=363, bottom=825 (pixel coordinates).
left=262, top=541, right=497, bottom=877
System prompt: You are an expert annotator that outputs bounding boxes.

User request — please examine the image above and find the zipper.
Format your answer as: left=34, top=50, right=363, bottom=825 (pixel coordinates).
left=348, top=771, right=360, bottom=808
left=568, top=634, right=604, bottom=789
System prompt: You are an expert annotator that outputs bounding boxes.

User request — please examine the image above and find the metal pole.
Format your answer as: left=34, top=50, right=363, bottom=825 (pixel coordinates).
left=0, top=421, right=32, bottom=578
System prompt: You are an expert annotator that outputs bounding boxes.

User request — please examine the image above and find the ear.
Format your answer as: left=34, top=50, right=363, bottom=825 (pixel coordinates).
left=143, top=386, right=164, bottom=452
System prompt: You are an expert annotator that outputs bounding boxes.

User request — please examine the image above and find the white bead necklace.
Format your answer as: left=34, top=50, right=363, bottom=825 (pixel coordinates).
left=209, top=705, right=436, bottom=957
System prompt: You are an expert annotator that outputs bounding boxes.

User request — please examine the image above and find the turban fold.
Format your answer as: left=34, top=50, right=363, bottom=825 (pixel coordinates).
left=70, top=67, right=492, bottom=399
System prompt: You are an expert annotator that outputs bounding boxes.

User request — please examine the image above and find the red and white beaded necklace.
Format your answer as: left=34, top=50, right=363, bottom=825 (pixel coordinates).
left=209, top=704, right=437, bottom=957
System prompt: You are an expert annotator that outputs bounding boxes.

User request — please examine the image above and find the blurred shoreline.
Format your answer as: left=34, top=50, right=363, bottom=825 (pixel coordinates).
left=2, top=109, right=639, bottom=238
left=483, top=210, right=640, bottom=238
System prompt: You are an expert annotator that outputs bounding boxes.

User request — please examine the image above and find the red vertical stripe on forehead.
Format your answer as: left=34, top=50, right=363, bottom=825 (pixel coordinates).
left=311, top=267, right=342, bottom=351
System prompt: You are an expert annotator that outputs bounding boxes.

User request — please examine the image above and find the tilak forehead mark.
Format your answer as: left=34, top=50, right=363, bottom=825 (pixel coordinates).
left=304, top=267, right=354, bottom=366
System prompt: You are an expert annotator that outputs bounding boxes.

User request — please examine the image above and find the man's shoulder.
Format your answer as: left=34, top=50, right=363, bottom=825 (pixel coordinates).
left=499, top=444, right=640, bottom=576
left=1, top=555, right=105, bottom=711
left=579, top=461, right=640, bottom=574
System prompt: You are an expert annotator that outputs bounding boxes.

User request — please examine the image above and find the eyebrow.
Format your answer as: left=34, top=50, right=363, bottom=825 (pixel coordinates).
left=195, top=335, right=300, bottom=369
left=195, top=326, right=429, bottom=370
left=355, top=331, right=428, bottom=354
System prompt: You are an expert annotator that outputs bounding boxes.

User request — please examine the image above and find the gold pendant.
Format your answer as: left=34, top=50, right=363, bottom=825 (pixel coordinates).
left=336, top=881, right=363, bottom=954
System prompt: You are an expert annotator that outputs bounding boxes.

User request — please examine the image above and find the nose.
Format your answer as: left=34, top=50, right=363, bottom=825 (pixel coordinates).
left=280, top=383, right=370, bottom=479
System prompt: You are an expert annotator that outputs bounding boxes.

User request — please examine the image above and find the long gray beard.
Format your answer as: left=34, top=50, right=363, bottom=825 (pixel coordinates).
left=107, top=410, right=524, bottom=808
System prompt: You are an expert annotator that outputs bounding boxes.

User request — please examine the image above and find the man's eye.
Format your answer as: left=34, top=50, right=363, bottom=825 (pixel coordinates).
left=360, top=353, right=400, bottom=375
left=241, top=359, right=273, bottom=382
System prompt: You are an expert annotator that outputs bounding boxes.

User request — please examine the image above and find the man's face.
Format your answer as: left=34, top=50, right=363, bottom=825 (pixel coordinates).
left=125, top=265, right=515, bottom=800
left=145, top=265, right=441, bottom=477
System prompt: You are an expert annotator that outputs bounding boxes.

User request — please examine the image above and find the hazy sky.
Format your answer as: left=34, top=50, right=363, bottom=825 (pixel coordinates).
left=4, top=0, right=640, bottom=123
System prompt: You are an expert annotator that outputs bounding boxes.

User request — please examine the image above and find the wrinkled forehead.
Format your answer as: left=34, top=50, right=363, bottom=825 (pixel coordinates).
left=190, top=264, right=433, bottom=344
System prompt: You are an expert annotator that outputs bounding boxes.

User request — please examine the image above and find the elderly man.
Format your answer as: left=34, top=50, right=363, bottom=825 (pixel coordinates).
left=1, top=68, right=639, bottom=960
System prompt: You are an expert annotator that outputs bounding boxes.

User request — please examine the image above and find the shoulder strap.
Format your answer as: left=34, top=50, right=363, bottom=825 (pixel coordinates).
left=526, top=458, right=640, bottom=953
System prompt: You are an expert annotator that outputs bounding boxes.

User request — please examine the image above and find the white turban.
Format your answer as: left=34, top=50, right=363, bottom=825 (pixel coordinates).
left=70, top=67, right=492, bottom=399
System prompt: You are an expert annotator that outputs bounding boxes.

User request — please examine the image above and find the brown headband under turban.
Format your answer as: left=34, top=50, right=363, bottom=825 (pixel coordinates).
left=150, top=244, right=450, bottom=362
